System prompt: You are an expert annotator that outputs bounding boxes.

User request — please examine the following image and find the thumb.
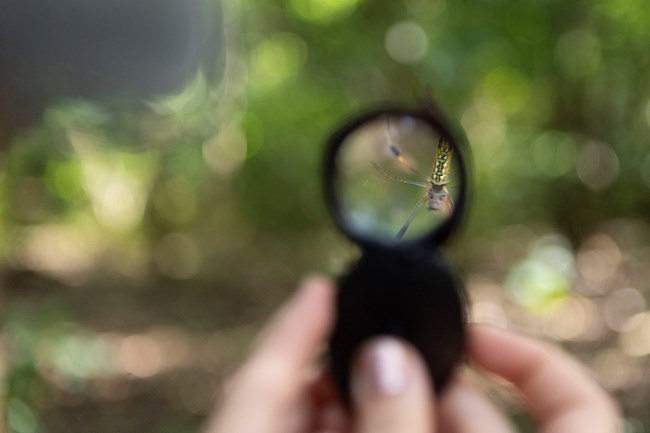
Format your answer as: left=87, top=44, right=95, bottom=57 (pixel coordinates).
left=352, top=338, right=435, bottom=433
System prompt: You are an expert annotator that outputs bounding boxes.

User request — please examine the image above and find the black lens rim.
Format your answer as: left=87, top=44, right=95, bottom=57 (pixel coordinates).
left=323, top=104, right=470, bottom=250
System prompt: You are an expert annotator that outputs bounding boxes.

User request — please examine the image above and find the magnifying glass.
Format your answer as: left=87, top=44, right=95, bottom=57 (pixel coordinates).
left=323, top=103, right=471, bottom=402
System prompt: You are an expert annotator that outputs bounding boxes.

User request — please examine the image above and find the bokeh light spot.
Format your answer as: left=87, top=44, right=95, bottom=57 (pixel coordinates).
left=289, top=0, right=361, bottom=24
left=471, top=301, right=508, bottom=327
left=117, top=335, right=162, bottom=378
left=544, top=296, right=592, bottom=341
left=461, top=97, right=508, bottom=164
left=147, top=327, right=192, bottom=369
left=505, top=235, right=574, bottom=313
left=576, top=141, right=619, bottom=191
left=592, top=348, right=638, bottom=389
left=576, top=234, right=621, bottom=290
left=506, top=258, right=572, bottom=311
left=506, top=259, right=569, bottom=311
left=385, top=21, right=429, bottom=64
left=153, top=177, right=198, bottom=224
left=479, top=67, right=530, bottom=114
left=68, top=138, right=159, bottom=232
left=92, top=174, right=142, bottom=229
left=203, top=123, right=248, bottom=176
left=532, top=131, right=577, bottom=177
left=556, top=29, right=602, bottom=78
left=620, top=312, right=650, bottom=357
left=46, top=331, right=113, bottom=382
left=250, top=33, right=307, bottom=91
left=603, top=288, right=646, bottom=332
left=17, top=224, right=99, bottom=282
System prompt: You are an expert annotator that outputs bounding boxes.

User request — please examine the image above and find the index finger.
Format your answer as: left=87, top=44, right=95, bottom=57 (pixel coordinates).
left=250, top=275, right=335, bottom=372
left=204, top=277, right=335, bottom=433
left=231, top=275, right=335, bottom=403
left=468, top=325, right=621, bottom=433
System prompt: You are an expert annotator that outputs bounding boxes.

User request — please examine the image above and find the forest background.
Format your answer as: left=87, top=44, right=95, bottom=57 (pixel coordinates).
left=2, top=0, right=650, bottom=432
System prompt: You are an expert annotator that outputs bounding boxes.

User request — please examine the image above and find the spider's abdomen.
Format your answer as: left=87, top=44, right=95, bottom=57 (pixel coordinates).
left=431, top=137, right=453, bottom=187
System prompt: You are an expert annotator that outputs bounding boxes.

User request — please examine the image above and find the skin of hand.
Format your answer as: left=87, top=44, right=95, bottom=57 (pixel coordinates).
left=202, top=276, right=621, bottom=433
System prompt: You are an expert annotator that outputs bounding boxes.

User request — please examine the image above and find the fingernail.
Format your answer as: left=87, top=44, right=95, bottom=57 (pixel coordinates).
left=353, top=338, right=412, bottom=399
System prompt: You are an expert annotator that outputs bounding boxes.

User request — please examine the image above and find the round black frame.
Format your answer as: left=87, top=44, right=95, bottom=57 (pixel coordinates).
left=323, top=104, right=470, bottom=251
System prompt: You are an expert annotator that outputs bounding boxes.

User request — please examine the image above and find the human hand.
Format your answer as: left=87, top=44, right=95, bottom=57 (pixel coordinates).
left=202, top=276, right=620, bottom=433
left=439, top=325, right=621, bottom=433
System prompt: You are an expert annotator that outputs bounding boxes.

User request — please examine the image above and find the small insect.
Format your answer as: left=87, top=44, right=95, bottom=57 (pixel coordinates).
left=372, top=117, right=455, bottom=241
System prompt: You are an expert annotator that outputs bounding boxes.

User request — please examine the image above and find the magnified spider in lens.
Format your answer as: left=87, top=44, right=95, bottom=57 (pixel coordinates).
left=372, top=116, right=456, bottom=241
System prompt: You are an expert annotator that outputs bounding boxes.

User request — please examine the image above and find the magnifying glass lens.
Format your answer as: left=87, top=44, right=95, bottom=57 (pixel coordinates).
left=335, top=114, right=462, bottom=243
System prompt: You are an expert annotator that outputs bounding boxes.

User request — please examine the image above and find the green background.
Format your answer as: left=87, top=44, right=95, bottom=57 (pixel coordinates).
left=2, top=0, right=650, bottom=431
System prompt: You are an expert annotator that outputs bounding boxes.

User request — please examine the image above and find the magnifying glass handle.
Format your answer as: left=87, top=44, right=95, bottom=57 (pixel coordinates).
left=328, top=248, right=466, bottom=404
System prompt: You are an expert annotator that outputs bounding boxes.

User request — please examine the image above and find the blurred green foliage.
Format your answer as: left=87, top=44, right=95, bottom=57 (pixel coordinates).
left=2, top=0, right=650, bottom=432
